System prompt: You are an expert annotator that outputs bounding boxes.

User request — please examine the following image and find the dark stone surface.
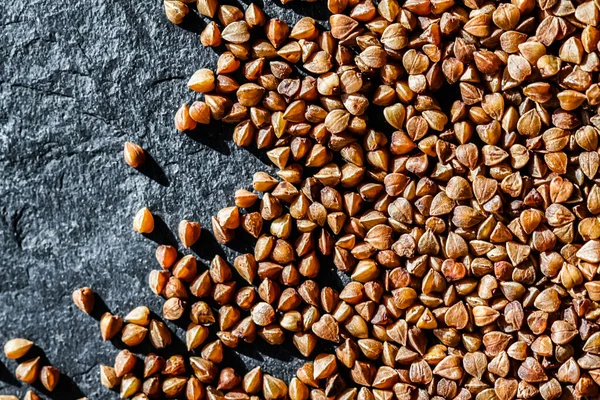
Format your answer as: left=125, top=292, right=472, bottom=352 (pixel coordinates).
left=0, top=0, right=330, bottom=398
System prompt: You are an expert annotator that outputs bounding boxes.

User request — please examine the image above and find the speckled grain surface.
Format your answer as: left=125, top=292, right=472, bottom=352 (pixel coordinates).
left=0, top=0, right=331, bottom=398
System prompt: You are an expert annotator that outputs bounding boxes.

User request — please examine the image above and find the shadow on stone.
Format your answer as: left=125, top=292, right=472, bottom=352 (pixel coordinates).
left=230, top=0, right=326, bottom=22
left=0, top=359, right=21, bottom=387
left=272, top=0, right=328, bottom=21
left=229, top=0, right=264, bottom=7
left=228, top=341, right=264, bottom=363
left=243, top=144, right=274, bottom=169
left=143, top=215, right=178, bottom=247
left=137, top=151, right=170, bottom=187
left=178, top=8, right=207, bottom=35
left=185, top=120, right=232, bottom=156
left=190, top=231, right=227, bottom=261
left=223, top=227, right=258, bottom=256
left=226, top=335, right=303, bottom=372
left=252, top=336, right=297, bottom=362
left=90, top=293, right=112, bottom=322
left=315, top=254, right=348, bottom=292
left=109, top=333, right=128, bottom=352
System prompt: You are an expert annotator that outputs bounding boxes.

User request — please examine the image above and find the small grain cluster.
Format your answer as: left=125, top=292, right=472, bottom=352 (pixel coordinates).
left=3, top=339, right=64, bottom=399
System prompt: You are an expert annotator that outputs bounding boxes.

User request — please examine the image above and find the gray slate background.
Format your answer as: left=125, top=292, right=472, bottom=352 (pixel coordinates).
left=0, top=0, right=329, bottom=398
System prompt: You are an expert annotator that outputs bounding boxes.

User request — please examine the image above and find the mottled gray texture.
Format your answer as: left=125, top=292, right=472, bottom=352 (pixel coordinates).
left=0, top=0, right=329, bottom=398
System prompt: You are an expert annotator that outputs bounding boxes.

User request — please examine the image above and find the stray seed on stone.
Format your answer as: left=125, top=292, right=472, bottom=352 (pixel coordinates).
left=4, top=338, right=34, bottom=360
left=133, top=208, right=154, bottom=234
left=72, top=287, right=95, bottom=315
left=123, top=142, right=146, bottom=168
